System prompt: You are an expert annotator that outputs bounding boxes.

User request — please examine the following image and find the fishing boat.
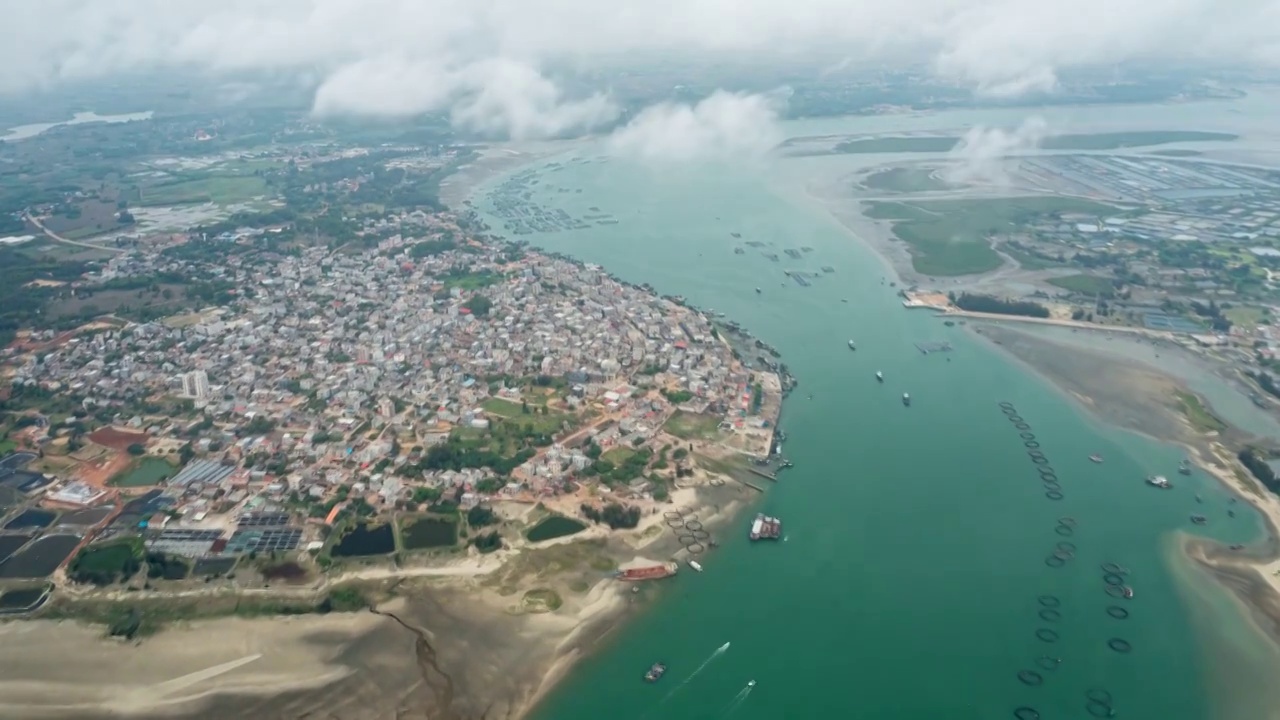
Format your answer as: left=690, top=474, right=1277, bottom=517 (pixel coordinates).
left=748, top=680, right=757, bottom=688
left=755, top=287, right=762, bottom=294
left=1178, top=460, right=1192, bottom=475
left=1190, top=514, right=1207, bottom=525
left=615, top=563, right=679, bottom=581
left=644, top=662, right=667, bottom=682
left=688, top=560, right=703, bottom=572
left=749, top=513, right=782, bottom=540
left=1122, top=587, right=1134, bottom=599
left=848, top=339, right=856, bottom=350
left=1089, top=454, right=1103, bottom=463
left=902, top=392, right=911, bottom=407
left=1145, top=475, right=1172, bottom=489
left=875, top=371, right=883, bottom=383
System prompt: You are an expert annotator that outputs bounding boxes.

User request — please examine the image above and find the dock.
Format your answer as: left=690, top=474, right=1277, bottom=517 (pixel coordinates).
left=915, top=341, right=953, bottom=354
left=738, top=479, right=765, bottom=493
left=748, top=467, right=778, bottom=482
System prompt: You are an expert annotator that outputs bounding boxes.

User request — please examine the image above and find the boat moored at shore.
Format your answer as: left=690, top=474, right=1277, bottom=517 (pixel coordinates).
left=616, top=563, right=679, bottom=581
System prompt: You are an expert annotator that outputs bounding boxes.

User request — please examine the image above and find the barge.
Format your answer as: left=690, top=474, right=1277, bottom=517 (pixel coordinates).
left=615, top=562, right=679, bottom=581
left=750, top=513, right=782, bottom=541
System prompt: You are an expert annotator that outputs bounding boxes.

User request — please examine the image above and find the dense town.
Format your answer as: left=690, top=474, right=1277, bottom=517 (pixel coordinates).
left=0, top=204, right=781, bottom=604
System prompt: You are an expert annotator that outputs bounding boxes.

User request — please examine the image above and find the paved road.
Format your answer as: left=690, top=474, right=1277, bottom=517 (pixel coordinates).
left=23, top=212, right=124, bottom=253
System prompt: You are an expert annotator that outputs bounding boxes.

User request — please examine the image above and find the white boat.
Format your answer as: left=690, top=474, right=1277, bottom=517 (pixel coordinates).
left=688, top=560, right=703, bottom=572
left=847, top=339, right=856, bottom=350
left=1146, top=475, right=1172, bottom=489
left=902, top=392, right=911, bottom=406
left=748, top=680, right=757, bottom=688
left=875, top=371, right=883, bottom=382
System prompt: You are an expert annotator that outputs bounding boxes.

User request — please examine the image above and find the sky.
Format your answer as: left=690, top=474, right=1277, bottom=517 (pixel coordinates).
left=5, top=0, right=1280, bottom=156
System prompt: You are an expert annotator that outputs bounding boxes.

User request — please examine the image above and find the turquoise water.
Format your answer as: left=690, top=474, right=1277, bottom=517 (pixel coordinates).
left=470, top=100, right=1280, bottom=720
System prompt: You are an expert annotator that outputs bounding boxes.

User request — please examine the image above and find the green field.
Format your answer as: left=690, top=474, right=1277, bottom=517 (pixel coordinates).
left=1225, top=306, right=1268, bottom=330
left=662, top=411, right=722, bottom=440
left=836, top=131, right=1238, bottom=155
left=862, top=167, right=950, bottom=193
left=601, top=446, right=637, bottom=464
left=1175, top=390, right=1226, bottom=434
left=481, top=397, right=525, bottom=417
left=109, top=457, right=175, bottom=487
left=137, top=175, right=268, bottom=207
left=1047, top=274, right=1116, bottom=296
left=867, top=196, right=1122, bottom=277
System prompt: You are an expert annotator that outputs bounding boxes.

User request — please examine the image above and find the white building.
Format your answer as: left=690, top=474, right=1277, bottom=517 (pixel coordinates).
left=183, top=370, right=210, bottom=400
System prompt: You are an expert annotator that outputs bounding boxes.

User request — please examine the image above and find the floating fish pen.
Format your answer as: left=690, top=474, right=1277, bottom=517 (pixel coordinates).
left=916, top=341, right=954, bottom=354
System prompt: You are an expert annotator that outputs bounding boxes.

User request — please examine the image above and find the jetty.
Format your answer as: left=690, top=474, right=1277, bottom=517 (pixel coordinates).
left=748, top=467, right=778, bottom=482
left=916, top=341, right=953, bottom=354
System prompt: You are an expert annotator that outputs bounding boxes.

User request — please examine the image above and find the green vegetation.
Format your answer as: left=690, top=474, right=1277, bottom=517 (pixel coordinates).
left=1174, top=390, right=1226, bottom=434
left=863, top=167, right=950, bottom=192
left=442, top=269, right=501, bottom=291
left=662, top=389, right=694, bottom=404
left=466, top=504, right=497, bottom=528
left=136, top=175, right=268, bottom=207
left=867, top=196, right=1121, bottom=276
left=1239, top=447, right=1280, bottom=496
left=481, top=397, right=524, bottom=417
left=0, top=246, right=93, bottom=347
left=580, top=502, right=640, bottom=529
left=836, top=131, right=1238, bottom=154
left=1224, top=305, right=1268, bottom=330
left=471, top=530, right=503, bottom=553
left=144, top=552, right=190, bottom=581
left=522, top=588, right=563, bottom=612
left=663, top=411, right=721, bottom=440
left=589, top=446, right=652, bottom=484
left=952, top=292, right=1050, bottom=318
left=67, top=538, right=143, bottom=586
left=526, top=514, right=588, bottom=542
left=108, top=458, right=174, bottom=486
left=1047, top=274, right=1117, bottom=296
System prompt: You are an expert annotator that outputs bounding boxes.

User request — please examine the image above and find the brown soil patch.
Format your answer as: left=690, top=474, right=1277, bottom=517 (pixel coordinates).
left=87, top=427, right=149, bottom=452
left=76, top=450, right=130, bottom=488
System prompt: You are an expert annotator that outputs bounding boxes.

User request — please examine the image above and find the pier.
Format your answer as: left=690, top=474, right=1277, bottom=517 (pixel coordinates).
left=748, top=467, right=778, bottom=482
left=738, top=478, right=765, bottom=493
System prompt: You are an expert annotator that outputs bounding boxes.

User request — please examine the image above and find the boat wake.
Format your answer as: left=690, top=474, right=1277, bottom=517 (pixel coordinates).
left=658, top=642, right=731, bottom=705
left=721, top=682, right=755, bottom=717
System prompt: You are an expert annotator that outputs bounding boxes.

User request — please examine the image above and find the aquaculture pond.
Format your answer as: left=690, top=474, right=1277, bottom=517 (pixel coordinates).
left=400, top=516, right=458, bottom=550
left=0, top=534, right=80, bottom=578
left=192, top=557, right=237, bottom=577
left=525, top=515, right=588, bottom=543
left=0, top=585, right=51, bottom=613
left=3, top=509, right=56, bottom=530
left=0, top=534, right=33, bottom=563
left=331, top=521, right=396, bottom=557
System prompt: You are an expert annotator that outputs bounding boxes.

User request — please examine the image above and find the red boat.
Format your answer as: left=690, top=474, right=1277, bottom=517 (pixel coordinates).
left=615, top=563, right=678, bottom=581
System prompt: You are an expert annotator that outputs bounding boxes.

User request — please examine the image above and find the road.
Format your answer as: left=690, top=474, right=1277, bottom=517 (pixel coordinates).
left=23, top=212, right=125, bottom=253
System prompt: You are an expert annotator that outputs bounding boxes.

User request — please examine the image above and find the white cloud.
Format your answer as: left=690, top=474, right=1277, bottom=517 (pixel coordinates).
left=3, top=0, right=1280, bottom=139
left=608, top=91, right=784, bottom=163
left=944, top=117, right=1048, bottom=185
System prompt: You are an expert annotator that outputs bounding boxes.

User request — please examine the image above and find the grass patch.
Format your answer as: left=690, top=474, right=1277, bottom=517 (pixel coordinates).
left=863, top=167, right=950, bottom=193
left=601, top=446, right=637, bottom=464
left=1224, top=306, right=1268, bottom=330
left=136, top=175, right=269, bottom=207
left=521, top=588, right=563, bottom=613
left=1175, top=390, right=1226, bottom=434
left=867, top=196, right=1122, bottom=277
left=1047, top=274, right=1116, bottom=296
left=663, top=411, right=722, bottom=440
left=481, top=397, right=525, bottom=417
left=442, top=270, right=501, bottom=291
left=1002, top=245, right=1067, bottom=271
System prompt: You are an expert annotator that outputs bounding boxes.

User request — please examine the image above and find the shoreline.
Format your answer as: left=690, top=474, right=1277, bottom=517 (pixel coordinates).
left=966, top=319, right=1280, bottom=650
